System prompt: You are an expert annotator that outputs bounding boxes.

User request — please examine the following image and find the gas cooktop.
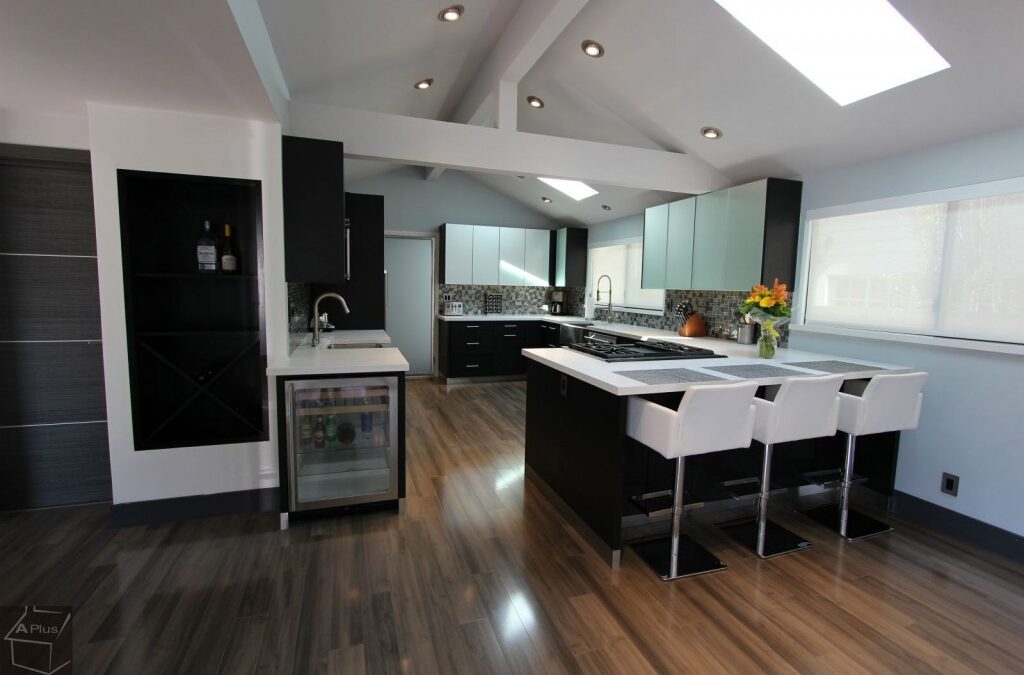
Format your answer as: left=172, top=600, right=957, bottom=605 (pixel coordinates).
left=568, top=339, right=725, bottom=362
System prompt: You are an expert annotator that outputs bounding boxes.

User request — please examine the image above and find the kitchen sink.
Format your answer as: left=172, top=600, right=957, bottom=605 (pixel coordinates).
left=325, top=342, right=386, bottom=349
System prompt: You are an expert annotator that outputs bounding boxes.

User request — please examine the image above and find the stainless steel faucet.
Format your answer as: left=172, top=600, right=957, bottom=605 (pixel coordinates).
left=595, top=275, right=613, bottom=315
left=312, top=292, right=350, bottom=346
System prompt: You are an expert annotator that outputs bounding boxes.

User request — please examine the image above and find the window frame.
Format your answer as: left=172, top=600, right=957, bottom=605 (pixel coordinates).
left=797, top=174, right=1024, bottom=348
left=586, top=237, right=666, bottom=315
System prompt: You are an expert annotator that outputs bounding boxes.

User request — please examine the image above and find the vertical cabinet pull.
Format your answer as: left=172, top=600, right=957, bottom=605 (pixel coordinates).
left=344, top=218, right=351, bottom=280
left=559, top=374, right=568, bottom=397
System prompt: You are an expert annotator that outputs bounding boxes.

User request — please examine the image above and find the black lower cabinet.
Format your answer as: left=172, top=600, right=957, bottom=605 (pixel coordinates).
left=438, top=319, right=556, bottom=378
left=525, top=362, right=628, bottom=550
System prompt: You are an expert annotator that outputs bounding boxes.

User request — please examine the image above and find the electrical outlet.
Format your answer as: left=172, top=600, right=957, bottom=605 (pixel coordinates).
left=941, top=472, right=959, bottom=496
left=442, top=293, right=453, bottom=302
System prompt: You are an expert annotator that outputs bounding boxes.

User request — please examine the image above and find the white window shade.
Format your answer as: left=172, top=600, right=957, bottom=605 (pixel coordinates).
left=589, top=242, right=665, bottom=312
left=805, top=188, right=1024, bottom=344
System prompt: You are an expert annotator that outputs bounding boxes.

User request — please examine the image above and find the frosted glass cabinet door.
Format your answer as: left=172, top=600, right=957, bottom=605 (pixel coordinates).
left=641, top=203, right=669, bottom=288
left=524, top=228, right=551, bottom=286
left=554, top=228, right=567, bottom=286
left=691, top=190, right=729, bottom=289
left=498, top=227, right=527, bottom=286
left=443, top=223, right=474, bottom=284
left=723, top=179, right=768, bottom=290
left=665, top=197, right=696, bottom=289
left=471, top=225, right=500, bottom=285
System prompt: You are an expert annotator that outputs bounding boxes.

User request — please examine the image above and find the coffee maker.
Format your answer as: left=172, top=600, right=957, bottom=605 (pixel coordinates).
left=549, top=290, right=564, bottom=315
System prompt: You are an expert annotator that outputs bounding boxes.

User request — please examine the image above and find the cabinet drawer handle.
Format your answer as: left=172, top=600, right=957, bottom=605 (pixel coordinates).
left=466, top=364, right=479, bottom=369
left=503, top=334, right=516, bottom=337
left=504, top=324, right=517, bottom=328
left=466, top=341, right=480, bottom=345
left=466, top=325, right=479, bottom=328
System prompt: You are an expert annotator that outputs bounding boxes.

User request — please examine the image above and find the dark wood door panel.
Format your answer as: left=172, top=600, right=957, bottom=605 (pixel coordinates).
left=0, top=162, right=96, bottom=255
left=0, top=342, right=106, bottom=426
left=0, top=422, right=112, bottom=509
left=0, top=255, right=101, bottom=340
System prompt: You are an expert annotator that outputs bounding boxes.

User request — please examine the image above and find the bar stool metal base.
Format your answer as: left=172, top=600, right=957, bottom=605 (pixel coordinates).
left=718, top=518, right=812, bottom=558
left=801, top=503, right=893, bottom=541
left=632, top=534, right=727, bottom=580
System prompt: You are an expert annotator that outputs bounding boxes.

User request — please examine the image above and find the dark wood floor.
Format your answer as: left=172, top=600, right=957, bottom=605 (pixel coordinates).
left=2, top=379, right=1024, bottom=674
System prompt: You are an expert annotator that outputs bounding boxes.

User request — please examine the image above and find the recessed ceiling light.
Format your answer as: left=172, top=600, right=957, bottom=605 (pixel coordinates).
left=541, top=196, right=553, bottom=204
left=701, top=126, right=723, bottom=139
left=712, top=0, right=950, bottom=106
left=526, top=95, right=544, bottom=108
left=581, top=40, right=605, bottom=58
left=537, top=177, right=599, bottom=202
left=414, top=78, right=434, bottom=90
left=601, top=204, right=612, bottom=211
left=438, top=5, right=463, bottom=22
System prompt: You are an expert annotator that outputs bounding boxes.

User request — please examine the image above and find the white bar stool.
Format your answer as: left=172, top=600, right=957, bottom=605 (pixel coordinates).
left=802, top=372, right=927, bottom=540
left=720, top=374, right=844, bottom=558
left=626, top=381, right=758, bottom=580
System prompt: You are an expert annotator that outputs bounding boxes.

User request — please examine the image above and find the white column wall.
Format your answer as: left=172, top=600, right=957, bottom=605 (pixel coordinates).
left=88, top=103, right=286, bottom=504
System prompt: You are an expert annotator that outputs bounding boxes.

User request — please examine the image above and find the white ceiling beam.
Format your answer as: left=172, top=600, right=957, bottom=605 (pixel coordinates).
left=226, top=0, right=291, bottom=130
left=290, top=102, right=729, bottom=194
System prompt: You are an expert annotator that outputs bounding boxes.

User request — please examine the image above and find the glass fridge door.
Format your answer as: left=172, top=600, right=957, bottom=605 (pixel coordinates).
left=285, top=376, right=398, bottom=510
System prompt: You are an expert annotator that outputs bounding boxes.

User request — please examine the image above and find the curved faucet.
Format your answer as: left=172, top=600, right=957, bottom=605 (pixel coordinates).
left=312, top=292, right=351, bottom=346
left=595, top=275, right=613, bottom=316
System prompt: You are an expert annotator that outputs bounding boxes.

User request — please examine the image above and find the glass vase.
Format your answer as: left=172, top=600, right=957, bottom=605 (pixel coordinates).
left=758, top=333, right=777, bottom=359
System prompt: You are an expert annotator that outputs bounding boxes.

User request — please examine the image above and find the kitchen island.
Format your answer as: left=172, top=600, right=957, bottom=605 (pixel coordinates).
left=522, top=340, right=912, bottom=567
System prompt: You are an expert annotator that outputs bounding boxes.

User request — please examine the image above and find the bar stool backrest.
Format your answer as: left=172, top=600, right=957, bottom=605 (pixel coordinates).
left=754, top=374, right=843, bottom=445
left=841, top=372, right=928, bottom=436
left=670, top=381, right=759, bottom=458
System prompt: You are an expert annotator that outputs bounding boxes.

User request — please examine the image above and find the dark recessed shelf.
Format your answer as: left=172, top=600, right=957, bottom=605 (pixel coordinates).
left=134, top=272, right=258, bottom=280
left=118, top=168, right=268, bottom=452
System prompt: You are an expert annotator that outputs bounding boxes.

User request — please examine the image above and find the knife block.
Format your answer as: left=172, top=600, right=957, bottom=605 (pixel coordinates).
left=679, top=313, right=707, bottom=337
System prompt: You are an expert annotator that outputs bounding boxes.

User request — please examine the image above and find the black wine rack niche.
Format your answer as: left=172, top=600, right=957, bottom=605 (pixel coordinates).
left=117, top=169, right=268, bottom=450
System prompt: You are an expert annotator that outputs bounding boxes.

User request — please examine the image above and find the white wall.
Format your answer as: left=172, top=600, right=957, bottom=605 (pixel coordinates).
left=0, top=109, right=89, bottom=150
left=346, top=165, right=554, bottom=233
left=792, top=124, right=1024, bottom=535
left=88, top=103, right=287, bottom=504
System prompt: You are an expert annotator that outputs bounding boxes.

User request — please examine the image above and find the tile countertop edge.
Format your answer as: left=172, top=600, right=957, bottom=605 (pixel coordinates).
left=267, top=346, right=410, bottom=377
left=521, top=347, right=912, bottom=397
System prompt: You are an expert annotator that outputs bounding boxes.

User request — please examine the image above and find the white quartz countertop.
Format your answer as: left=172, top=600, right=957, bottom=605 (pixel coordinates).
left=269, top=329, right=407, bottom=376
left=522, top=341, right=912, bottom=396
left=288, top=329, right=391, bottom=352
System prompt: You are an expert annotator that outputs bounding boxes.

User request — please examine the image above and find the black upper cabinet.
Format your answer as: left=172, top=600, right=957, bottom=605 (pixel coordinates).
left=549, top=227, right=588, bottom=287
left=283, top=135, right=345, bottom=283
left=310, top=192, right=385, bottom=329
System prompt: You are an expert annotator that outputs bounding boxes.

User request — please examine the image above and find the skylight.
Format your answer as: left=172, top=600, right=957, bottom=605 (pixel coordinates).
left=713, top=0, right=950, bottom=106
left=537, top=177, right=599, bottom=201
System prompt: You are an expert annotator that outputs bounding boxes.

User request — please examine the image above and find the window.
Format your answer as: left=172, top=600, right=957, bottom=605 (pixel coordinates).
left=804, top=186, right=1024, bottom=344
left=588, top=241, right=665, bottom=313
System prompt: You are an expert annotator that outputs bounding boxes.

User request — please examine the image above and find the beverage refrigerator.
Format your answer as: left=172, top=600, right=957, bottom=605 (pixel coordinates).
left=282, top=375, right=401, bottom=512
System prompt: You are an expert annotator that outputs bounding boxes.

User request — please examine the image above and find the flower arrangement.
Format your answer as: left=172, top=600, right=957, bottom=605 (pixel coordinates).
left=738, top=279, right=792, bottom=359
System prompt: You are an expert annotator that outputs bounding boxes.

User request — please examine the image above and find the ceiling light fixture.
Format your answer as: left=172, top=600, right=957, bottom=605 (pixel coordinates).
left=581, top=40, right=605, bottom=57
left=537, top=177, right=598, bottom=202
left=438, top=5, right=463, bottom=22
left=712, top=0, right=950, bottom=106
left=414, top=78, right=434, bottom=90
left=601, top=204, right=612, bottom=211
left=541, top=196, right=553, bottom=204
left=700, top=126, right=723, bottom=139
left=526, top=95, right=544, bottom=108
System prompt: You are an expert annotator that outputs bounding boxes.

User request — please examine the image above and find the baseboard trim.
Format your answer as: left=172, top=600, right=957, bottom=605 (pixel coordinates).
left=110, top=487, right=280, bottom=527
left=892, top=490, right=1024, bottom=562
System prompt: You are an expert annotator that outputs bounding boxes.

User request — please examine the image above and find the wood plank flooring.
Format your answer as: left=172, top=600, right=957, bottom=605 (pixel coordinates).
left=1, top=378, right=1023, bottom=673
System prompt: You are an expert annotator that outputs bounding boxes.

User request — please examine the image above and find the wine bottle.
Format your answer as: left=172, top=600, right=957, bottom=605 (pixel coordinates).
left=313, top=416, right=326, bottom=449
left=220, top=224, right=238, bottom=273
left=196, top=220, right=217, bottom=273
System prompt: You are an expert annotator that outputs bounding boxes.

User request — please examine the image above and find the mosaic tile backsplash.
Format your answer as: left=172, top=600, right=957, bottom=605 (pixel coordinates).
left=591, top=289, right=789, bottom=346
left=287, top=282, right=311, bottom=353
left=438, top=284, right=585, bottom=316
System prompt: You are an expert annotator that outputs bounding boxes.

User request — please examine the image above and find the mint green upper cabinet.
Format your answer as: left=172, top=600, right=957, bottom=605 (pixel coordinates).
left=665, top=197, right=696, bottom=289
left=524, top=228, right=550, bottom=286
left=691, top=190, right=730, bottom=289
left=554, top=228, right=567, bottom=286
left=641, top=203, right=669, bottom=288
left=498, top=227, right=526, bottom=286
left=442, top=223, right=474, bottom=284
left=722, top=179, right=768, bottom=291
left=472, top=225, right=500, bottom=285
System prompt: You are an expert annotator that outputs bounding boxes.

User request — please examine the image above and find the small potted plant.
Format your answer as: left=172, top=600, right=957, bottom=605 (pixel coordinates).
left=738, top=279, right=792, bottom=359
